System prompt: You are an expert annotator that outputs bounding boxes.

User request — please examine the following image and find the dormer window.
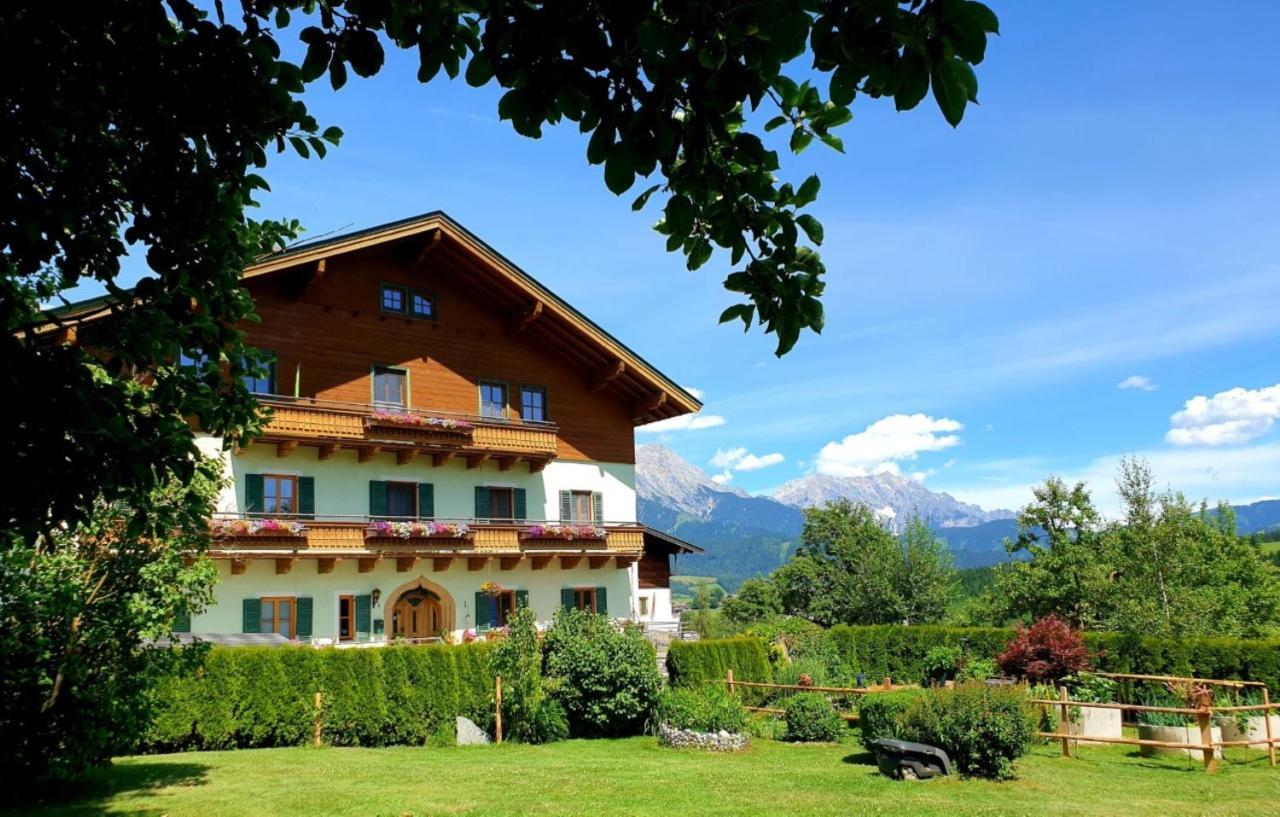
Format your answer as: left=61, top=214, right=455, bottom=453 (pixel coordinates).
left=411, top=291, right=435, bottom=319
left=381, top=284, right=406, bottom=314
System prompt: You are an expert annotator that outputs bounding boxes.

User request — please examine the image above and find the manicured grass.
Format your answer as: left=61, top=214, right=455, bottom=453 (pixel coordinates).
left=11, top=737, right=1280, bottom=817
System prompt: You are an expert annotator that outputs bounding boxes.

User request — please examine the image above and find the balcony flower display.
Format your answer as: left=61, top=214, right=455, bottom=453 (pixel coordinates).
left=212, top=518, right=307, bottom=537
left=366, top=409, right=474, bottom=432
left=366, top=520, right=472, bottom=539
left=520, top=524, right=607, bottom=541
left=480, top=580, right=505, bottom=597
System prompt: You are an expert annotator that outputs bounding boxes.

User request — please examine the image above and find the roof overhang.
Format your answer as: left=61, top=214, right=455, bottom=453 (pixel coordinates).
left=641, top=525, right=703, bottom=555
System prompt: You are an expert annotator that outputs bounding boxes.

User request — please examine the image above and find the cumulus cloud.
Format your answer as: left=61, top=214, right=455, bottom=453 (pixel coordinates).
left=684, top=385, right=705, bottom=400
left=1166, top=383, right=1280, bottom=446
left=1118, top=375, right=1158, bottom=392
left=636, top=413, right=727, bottom=434
left=709, top=447, right=785, bottom=473
left=816, top=413, right=963, bottom=477
left=709, top=470, right=733, bottom=486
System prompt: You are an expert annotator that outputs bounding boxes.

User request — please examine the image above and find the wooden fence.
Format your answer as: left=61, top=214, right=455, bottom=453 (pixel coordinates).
left=1031, top=672, right=1277, bottom=772
left=723, top=670, right=916, bottom=721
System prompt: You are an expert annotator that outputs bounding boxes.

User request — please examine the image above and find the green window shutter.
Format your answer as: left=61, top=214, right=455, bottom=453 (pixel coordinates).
left=355, top=594, right=372, bottom=639
left=559, top=490, right=572, bottom=522
left=474, top=592, right=491, bottom=630
left=515, top=589, right=529, bottom=610
left=173, top=609, right=191, bottom=633
left=595, top=587, right=608, bottom=616
left=474, top=486, right=491, bottom=519
left=244, top=474, right=264, bottom=514
left=592, top=492, right=604, bottom=525
left=298, top=477, right=315, bottom=519
left=560, top=588, right=575, bottom=611
left=369, top=480, right=388, bottom=518
left=296, top=597, right=313, bottom=639
left=418, top=483, right=435, bottom=519
left=242, top=598, right=262, bottom=633
left=514, top=488, right=527, bottom=521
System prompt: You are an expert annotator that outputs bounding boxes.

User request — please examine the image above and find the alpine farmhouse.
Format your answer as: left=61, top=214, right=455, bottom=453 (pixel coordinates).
left=118, top=213, right=700, bottom=644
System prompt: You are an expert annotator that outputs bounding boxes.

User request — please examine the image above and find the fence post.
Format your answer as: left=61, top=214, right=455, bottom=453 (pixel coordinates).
left=495, top=674, right=503, bottom=744
left=1058, top=687, right=1071, bottom=758
left=726, top=668, right=735, bottom=698
left=313, top=691, right=323, bottom=748
left=1264, top=687, right=1276, bottom=769
left=1198, top=708, right=1216, bottom=772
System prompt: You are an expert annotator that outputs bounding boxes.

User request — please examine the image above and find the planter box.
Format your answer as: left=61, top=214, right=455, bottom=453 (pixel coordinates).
left=1137, top=724, right=1222, bottom=759
left=1215, top=714, right=1280, bottom=744
left=1066, top=706, right=1123, bottom=745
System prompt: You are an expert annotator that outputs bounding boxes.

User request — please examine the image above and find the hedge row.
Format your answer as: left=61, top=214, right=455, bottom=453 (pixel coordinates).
left=829, top=625, right=1015, bottom=687
left=666, top=637, right=772, bottom=691
left=142, top=643, right=494, bottom=753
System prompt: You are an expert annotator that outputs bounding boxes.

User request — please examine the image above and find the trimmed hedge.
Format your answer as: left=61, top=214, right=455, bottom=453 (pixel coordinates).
left=666, top=637, right=773, bottom=698
left=829, top=625, right=1280, bottom=691
left=857, top=689, right=926, bottom=748
left=141, top=643, right=494, bottom=753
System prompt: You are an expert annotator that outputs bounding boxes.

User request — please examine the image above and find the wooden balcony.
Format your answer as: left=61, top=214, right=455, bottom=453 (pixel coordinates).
left=249, top=396, right=558, bottom=471
left=205, top=518, right=644, bottom=575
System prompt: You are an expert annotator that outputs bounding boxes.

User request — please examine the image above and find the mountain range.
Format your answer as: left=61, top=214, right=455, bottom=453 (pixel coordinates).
left=635, top=444, right=1280, bottom=590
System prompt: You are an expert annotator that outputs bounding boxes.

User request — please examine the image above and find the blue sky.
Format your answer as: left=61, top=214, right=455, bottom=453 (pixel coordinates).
left=107, top=3, right=1280, bottom=515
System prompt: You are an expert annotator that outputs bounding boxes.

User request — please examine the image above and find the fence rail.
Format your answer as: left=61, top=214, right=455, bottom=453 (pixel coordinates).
left=722, top=670, right=917, bottom=724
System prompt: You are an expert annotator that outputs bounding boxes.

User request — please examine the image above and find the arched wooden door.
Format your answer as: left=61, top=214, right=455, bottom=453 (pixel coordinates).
left=391, top=587, right=443, bottom=640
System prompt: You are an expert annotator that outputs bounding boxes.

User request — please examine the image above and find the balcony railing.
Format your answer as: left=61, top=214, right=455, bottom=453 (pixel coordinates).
left=248, top=394, right=559, bottom=468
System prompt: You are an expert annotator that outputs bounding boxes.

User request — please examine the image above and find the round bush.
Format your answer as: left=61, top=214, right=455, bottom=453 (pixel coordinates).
left=783, top=693, right=844, bottom=742
left=857, top=689, right=925, bottom=749
left=656, top=685, right=748, bottom=734
left=898, top=684, right=1036, bottom=779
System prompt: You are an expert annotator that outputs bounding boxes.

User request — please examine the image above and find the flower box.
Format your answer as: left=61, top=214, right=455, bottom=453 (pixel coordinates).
left=212, top=518, right=307, bottom=537
left=365, top=520, right=472, bottom=539
left=365, top=410, right=474, bottom=434
left=519, top=524, right=607, bottom=542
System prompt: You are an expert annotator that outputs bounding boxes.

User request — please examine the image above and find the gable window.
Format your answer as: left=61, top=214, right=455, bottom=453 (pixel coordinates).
left=338, top=595, right=355, bottom=642
left=381, top=284, right=406, bottom=314
left=480, top=381, right=507, bottom=419
left=411, top=291, right=435, bottom=319
left=242, top=355, right=277, bottom=395
left=260, top=596, right=296, bottom=638
left=489, top=487, right=514, bottom=521
left=373, top=365, right=407, bottom=407
left=386, top=481, right=417, bottom=519
left=263, top=474, right=298, bottom=515
left=574, top=587, right=598, bottom=613
left=521, top=386, right=547, bottom=422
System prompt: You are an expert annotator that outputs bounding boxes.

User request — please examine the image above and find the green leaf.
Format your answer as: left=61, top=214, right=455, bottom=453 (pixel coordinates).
left=795, top=175, right=821, bottom=207
left=764, top=115, right=788, bottom=132
left=719, top=304, right=755, bottom=330
left=818, top=132, right=844, bottom=153
left=288, top=136, right=310, bottom=159
left=631, top=185, right=660, bottom=211
left=894, top=52, right=930, bottom=112
left=321, top=126, right=343, bottom=145
left=790, top=129, right=813, bottom=154
left=586, top=125, right=613, bottom=165
left=931, top=57, right=977, bottom=127
left=686, top=238, right=713, bottom=270
left=963, top=1, right=1001, bottom=35
left=465, top=53, right=494, bottom=87
left=299, top=38, right=330, bottom=83
left=796, top=214, right=824, bottom=245
left=328, top=59, right=347, bottom=91
left=664, top=196, right=694, bottom=240
left=604, top=146, right=637, bottom=195
left=829, top=64, right=857, bottom=107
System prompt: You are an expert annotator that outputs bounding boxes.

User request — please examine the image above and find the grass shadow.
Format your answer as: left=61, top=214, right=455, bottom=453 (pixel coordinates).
left=3, top=760, right=211, bottom=817
left=841, top=750, right=878, bottom=767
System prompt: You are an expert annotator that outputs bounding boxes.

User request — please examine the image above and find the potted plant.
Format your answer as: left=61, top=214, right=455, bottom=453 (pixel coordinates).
left=1213, top=688, right=1279, bottom=744
left=1135, top=683, right=1222, bottom=760
left=1061, top=672, right=1122, bottom=744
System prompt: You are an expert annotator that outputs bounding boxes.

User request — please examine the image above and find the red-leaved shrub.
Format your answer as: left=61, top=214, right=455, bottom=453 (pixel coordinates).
left=996, top=615, right=1090, bottom=682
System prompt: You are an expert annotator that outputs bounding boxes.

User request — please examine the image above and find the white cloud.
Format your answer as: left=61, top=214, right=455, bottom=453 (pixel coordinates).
left=1166, top=383, right=1280, bottom=446
left=816, top=414, right=963, bottom=477
left=684, top=385, right=705, bottom=400
left=709, top=447, right=784, bottom=472
left=709, top=470, right=733, bottom=486
left=636, top=413, right=726, bottom=434
left=1118, top=375, right=1158, bottom=392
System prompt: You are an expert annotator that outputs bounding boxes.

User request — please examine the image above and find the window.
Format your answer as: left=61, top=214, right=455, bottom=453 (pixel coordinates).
left=242, top=356, right=277, bottom=395
left=480, top=381, right=506, bottom=419
left=489, top=487, right=514, bottom=521
left=573, top=587, right=597, bottom=613
left=521, top=386, right=547, bottom=422
left=386, top=481, right=417, bottom=519
left=488, top=590, right=517, bottom=628
left=569, top=490, right=594, bottom=523
left=260, top=596, right=296, bottom=638
left=177, top=348, right=206, bottom=369
left=410, top=291, right=435, bottom=319
left=263, top=474, right=298, bottom=515
left=373, top=365, right=407, bottom=407
left=338, top=595, right=355, bottom=642
left=381, top=284, right=406, bottom=314
left=638, top=596, right=650, bottom=617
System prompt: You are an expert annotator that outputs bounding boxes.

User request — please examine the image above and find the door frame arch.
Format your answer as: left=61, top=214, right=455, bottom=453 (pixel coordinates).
left=383, top=575, right=456, bottom=638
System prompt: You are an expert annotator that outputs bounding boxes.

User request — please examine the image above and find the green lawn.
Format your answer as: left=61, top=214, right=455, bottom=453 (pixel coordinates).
left=11, top=737, right=1280, bottom=817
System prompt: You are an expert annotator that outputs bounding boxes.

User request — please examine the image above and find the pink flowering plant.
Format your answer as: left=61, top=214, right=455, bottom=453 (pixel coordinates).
left=212, top=518, right=307, bottom=537
left=367, top=409, right=474, bottom=432
left=521, top=524, right=606, bottom=540
left=367, top=520, right=471, bottom=538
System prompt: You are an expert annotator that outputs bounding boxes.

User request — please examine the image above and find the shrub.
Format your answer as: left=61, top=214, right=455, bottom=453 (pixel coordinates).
left=829, top=625, right=1014, bottom=687
left=783, top=693, right=845, bottom=742
left=922, top=646, right=963, bottom=685
left=491, top=608, right=559, bottom=744
left=898, top=684, right=1036, bottom=779
left=525, top=697, right=571, bottom=743
left=958, top=657, right=997, bottom=683
left=997, top=616, right=1090, bottom=683
left=666, top=637, right=773, bottom=705
left=857, top=689, right=925, bottom=748
left=655, top=685, right=748, bottom=734
left=542, top=609, right=661, bottom=738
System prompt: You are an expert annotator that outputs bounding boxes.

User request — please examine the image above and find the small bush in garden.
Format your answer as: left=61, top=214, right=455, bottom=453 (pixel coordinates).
left=996, top=615, right=1090, bottom=683
left=655, top=685, right=748, bottom=734
left=783, top=693, right=845, bottom=743
left=957, top=657, right=997, bottom=683
left=898, top=684, right=1036, bottom=779
left=922, top=646, right=963, bottom=685
left=746, top=714, right=788, bottom=741
left=491, top=608, right=562, bottom=744
left=857, top=689, right=925, bottom=748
